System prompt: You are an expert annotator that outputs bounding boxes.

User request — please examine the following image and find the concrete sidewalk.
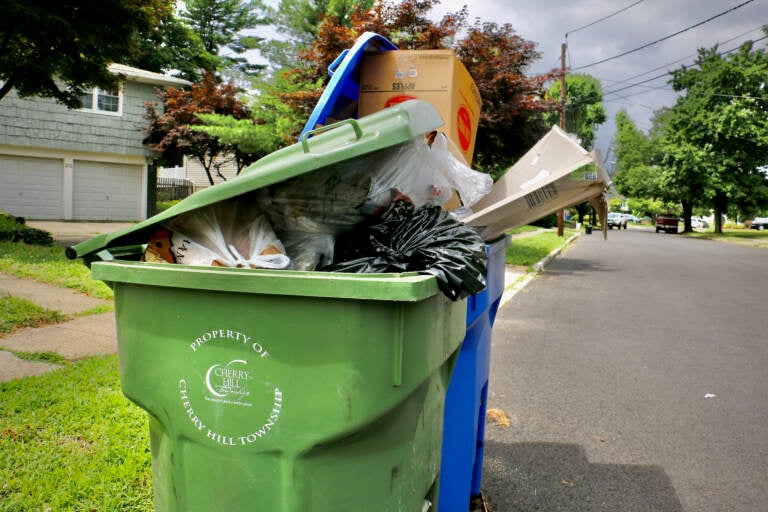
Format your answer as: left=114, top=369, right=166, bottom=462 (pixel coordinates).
left=0, top=222, right=576, bottom=383
left=26, top=220, right=136, bottom=245
left=0, top=221, right=130, bottom=382
left=0, top=273, right=116, bottom=382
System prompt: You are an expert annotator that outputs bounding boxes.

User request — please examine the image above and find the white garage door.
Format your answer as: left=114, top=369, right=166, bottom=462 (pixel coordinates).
left=73, top=161, right=142, bottom=221
left=0, top=155, right=63, bottom=219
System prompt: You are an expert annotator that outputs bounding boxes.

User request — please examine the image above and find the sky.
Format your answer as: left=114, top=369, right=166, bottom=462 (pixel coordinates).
left=428, top=0, right=767, bottom=166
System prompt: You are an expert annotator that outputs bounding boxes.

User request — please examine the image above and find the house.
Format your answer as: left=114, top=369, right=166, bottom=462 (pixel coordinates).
left=0, top=64, right=190, bottom=221
left=165, top=154, right=238, bottom=192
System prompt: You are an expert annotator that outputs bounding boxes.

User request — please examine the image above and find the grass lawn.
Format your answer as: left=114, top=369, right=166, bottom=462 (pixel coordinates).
left=686, top=228, right=768, bottom=249
left=0, top=356, right=153, bottom=511
left=0, top=241, right=113, bottom=300
left=506, top=228, right=577, bottom=270
left=0, top=241, right=113, bottom=335
left=0, top=296, right=66, bottom=335
left=0, top=240, right=149, bottom=510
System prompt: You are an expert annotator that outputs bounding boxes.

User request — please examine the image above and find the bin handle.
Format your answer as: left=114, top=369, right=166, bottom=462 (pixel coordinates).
left=300, top=118, right=363, bottom=153
left=327, top=49, right=349, bottom=77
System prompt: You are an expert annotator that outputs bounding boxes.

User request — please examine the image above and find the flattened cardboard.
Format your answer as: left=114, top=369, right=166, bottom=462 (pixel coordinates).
left=464, top=125, right=611, bottom=240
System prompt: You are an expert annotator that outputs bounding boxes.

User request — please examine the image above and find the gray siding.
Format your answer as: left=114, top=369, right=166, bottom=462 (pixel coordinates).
left=0, top=81, right=160, bottom=157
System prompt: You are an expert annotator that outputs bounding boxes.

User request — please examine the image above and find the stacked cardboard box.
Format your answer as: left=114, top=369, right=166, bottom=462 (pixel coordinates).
left=359, top=50, right=482, bottom=166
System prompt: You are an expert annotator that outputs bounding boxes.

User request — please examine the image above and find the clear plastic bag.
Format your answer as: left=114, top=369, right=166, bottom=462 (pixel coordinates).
left=365, top=137, right=455, bottom=210
left=253, top=167, right=371, bottom=270
left=429, top=133, right=493, bottom=208
left=164, top=202, right=290, bottom=269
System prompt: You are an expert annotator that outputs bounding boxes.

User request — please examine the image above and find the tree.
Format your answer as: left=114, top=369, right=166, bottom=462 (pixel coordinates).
left=612, top=110, right=665, bottom=201
left=666, top=41, right=768, bottom=233
left=544, top=73, right=606, bottom=150
left=456, top=20, right=556, bottom=173
left=193, top=71, right=319, bottom=166
left=144, top=72, right=253, bottom=185
left=179, top=0, right=269, bottom=77
left=277, top=0, right=555, bottom=174
left=0, top=0, right=171, bottom=106
left=264, top=0, right=375, bottom=70
left=127, top=13, right=219, bottom=83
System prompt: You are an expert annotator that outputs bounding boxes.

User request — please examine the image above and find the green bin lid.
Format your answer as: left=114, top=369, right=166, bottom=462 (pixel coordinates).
left=67, top=100, right=444, bottom=261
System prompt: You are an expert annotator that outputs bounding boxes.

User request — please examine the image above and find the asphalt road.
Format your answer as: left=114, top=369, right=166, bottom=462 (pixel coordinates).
left=482, top=229, right=768, bottom=512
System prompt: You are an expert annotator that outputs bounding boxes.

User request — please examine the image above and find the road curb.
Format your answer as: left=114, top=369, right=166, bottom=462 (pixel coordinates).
left=532, top=232, right=581, bottom=272
left=501, top=231, right=581, bottom=307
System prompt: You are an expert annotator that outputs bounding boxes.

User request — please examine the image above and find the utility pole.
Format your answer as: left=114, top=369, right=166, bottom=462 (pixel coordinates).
left=557, top=42, right=566, bottom=237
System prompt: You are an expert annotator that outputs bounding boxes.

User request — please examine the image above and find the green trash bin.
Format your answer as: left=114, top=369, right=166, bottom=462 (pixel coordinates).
left=69, top=101, right=466, bottom=512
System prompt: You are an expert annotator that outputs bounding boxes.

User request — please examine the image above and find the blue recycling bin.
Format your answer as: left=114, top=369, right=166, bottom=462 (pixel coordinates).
left=301, top=32, right=507, bottom=510
left=438, top=235, right=509, bottom=511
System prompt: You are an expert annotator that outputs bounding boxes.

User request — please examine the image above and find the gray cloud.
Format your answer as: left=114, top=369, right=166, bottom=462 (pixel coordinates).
left=433, top=0, right=766, bottom=158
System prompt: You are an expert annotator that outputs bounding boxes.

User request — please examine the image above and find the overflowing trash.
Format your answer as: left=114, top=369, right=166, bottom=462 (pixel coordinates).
left=138, top=130, right=492, bottom=300
left=64, top=34, right=615, bottom=512
left=128, top=118, right=611, bottom=302
left=71, top=31, right=610, bottom=304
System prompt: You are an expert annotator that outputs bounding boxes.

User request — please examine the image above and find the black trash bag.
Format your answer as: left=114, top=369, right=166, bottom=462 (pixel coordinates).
left=322, top=200, right=487, bottom=301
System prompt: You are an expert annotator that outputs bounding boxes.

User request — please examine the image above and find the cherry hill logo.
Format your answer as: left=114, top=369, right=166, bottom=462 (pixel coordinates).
left=178, top=328, right=284, bottom=447
left=206, top=359, right=250, bottom=400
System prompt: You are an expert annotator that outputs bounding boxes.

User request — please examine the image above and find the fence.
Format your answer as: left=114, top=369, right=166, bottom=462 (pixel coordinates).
left=157, top=177, right=195, bottom=201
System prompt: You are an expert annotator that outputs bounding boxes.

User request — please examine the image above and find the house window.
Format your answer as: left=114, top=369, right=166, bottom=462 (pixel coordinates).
left=79, top=86, right=122, bottom=114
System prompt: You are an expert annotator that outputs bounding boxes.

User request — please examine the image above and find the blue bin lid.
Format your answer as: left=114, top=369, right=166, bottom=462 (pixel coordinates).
left=300, top=32, right=398, bottom=136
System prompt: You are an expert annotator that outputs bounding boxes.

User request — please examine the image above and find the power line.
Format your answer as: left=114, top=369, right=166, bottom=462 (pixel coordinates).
left=605, top=76, right=672, bottom=96
left=565, top=0, right=645, bottom=37
left=572, top=0, right=756, bottom=71
left=606, top=25, right=765, bottom=84
left=711, top=93, right=768, bottom=101
left=602, top=34, right=768, bottom=99
left=565, top=0, right=646, bottom=69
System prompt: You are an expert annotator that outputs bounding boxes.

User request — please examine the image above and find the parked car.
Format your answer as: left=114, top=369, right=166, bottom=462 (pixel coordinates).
left=656, top=215, right=679, bottom=234
left=624, top=214, right=641, bottom=223
left=750, top=217, right=768, bottom=230
left=691, top=217, right=709, bottom=229
left=607, top=212, right=627, bottom=229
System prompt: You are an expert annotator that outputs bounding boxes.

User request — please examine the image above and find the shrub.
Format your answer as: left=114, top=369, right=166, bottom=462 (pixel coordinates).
left=0, top=213, right=54, bottom=246
left=531, top=213, right=559, bottom=229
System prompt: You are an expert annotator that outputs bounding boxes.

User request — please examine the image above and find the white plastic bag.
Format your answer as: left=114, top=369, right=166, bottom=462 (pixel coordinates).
left=366, top=137, right=455, bottom=209
left=429, top=133, right=493, bottom=208
left=365, top=133, right=492, bottom=214
left=166, top=202, right=290, bottom=269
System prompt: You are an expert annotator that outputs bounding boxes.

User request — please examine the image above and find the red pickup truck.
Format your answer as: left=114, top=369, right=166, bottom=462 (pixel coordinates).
left=656, top=215, right=679, bottom=234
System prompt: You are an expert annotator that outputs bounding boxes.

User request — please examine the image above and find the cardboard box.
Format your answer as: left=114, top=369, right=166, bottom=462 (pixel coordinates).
left=359, top=50, right=482, bottom=165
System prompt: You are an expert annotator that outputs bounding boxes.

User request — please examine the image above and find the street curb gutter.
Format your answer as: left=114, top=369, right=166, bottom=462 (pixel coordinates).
left=500, top=232, right=580, bottom=308
left=532, top=232, right=581, bottom=272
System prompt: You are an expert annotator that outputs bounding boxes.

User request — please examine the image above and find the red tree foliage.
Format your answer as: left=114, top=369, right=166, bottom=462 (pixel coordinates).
left=456, top=20, right=557, bottom=170
left=284, top=0, right=557, bottom=170
left=144, top=71, right=252, bottom=185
